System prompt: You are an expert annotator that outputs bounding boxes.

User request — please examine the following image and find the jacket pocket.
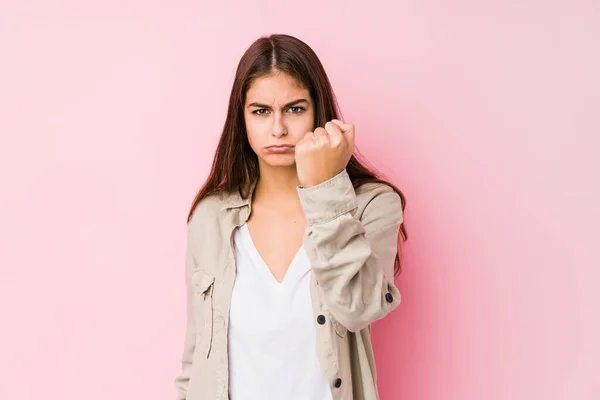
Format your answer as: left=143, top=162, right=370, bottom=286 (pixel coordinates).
left=328, top=311, right=348, bottom=338
left=191, top=268, right=215, bottom=357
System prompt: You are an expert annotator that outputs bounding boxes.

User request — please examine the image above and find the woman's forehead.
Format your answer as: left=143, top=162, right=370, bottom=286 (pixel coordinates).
left=246, top=73, right=310, bottom=105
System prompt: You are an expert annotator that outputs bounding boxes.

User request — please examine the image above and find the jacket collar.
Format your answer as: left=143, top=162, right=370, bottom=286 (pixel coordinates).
left=219, top=179, right=258, bottom=211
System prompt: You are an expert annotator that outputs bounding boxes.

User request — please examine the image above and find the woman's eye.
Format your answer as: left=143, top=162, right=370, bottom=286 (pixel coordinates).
left=288, top=106, right=305, bottom=114
left=253, top=109, right=269, bottom=115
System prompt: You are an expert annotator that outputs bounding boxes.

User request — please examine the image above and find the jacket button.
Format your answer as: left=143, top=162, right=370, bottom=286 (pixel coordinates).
left=317, top=314, right=326, bottom=325
left=385, top=292, right=394, bottom=303
left=334, top=378, right=342, bottom=388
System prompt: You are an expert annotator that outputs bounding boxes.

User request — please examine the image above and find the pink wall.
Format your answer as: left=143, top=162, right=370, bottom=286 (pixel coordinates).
left=1, top=1, right=598, bottom=399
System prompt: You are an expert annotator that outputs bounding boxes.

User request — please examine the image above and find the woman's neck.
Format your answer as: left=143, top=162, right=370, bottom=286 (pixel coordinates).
left=253, top=164, right=301, bottom=208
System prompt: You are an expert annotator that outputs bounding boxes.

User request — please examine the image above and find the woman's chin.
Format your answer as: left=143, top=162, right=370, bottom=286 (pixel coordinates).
left=259, top=154, right=297, bottom=168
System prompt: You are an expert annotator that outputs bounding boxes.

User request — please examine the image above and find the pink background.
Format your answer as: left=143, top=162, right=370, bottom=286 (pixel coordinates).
left=1, top=1, right=599, bottom=399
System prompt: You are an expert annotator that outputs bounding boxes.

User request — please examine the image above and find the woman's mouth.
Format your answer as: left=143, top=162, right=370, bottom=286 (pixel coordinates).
left=265, top=145, right=295, bottom=153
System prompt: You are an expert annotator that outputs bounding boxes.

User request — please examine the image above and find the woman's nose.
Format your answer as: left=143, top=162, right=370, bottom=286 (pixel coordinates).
left=272, top=113, right=287, bottom=137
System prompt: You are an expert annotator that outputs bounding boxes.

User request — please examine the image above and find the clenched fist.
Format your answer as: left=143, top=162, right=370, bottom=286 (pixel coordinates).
left=295, top=119, right=355, bottom=188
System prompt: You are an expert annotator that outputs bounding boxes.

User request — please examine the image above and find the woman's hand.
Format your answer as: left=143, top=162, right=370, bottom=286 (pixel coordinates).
left=295, top=119, right=355, bottom=188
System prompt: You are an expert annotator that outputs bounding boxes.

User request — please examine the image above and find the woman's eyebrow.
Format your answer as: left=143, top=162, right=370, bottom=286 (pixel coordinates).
left=247, top=99, right=309, bottom=109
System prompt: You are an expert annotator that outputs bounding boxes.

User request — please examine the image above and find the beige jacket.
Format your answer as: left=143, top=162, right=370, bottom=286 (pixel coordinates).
left=174, top=169, right=403, bottom=400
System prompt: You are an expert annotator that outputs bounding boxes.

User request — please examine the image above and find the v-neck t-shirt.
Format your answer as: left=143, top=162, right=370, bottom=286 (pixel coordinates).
left=228, top=222, right=333, bottom=400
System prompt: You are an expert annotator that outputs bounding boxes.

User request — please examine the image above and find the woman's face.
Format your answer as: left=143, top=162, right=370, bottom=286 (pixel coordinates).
left=244, top=71, right=315, bottom=168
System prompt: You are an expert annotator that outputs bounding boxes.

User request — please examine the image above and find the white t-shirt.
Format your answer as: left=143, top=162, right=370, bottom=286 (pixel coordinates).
left=228, top=222, right=333, bottom=400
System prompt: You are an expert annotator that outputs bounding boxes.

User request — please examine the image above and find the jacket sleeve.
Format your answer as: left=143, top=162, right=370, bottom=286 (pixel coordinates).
left=173, top=224, right=196, bottom=399
left=297, top=169, right=403, bottom=333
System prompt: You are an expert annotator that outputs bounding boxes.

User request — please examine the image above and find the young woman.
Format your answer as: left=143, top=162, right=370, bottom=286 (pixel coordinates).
left=174, top=34, right=408, bottom=400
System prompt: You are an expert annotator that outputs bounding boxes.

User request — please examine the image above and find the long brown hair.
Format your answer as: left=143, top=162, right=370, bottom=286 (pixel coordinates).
left=187, top=34, right=408, bottom=276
